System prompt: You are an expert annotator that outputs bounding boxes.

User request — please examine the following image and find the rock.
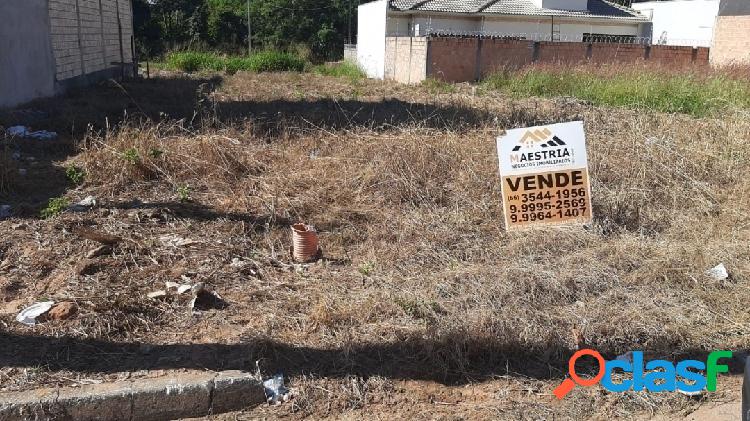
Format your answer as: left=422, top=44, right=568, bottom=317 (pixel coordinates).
left=69, top=196, right=98, bottom=212
left=75, top=259, right=102, bottom=276
left=48, top=302, right=78, bottom=321
left=86, top=245, right=112, bottom=259
left=0, top=205, right=11, bottom=219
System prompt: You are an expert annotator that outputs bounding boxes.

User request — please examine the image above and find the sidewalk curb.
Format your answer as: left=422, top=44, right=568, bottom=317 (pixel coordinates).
left=0, top=371, right=264, bottom=421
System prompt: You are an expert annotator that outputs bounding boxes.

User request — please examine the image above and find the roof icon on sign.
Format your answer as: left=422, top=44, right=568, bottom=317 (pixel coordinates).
left=512, top=128, right=566, bottom=151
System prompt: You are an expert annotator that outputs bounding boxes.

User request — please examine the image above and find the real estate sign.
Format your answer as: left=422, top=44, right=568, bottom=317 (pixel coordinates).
left=496, top=121, right=593, bottom=230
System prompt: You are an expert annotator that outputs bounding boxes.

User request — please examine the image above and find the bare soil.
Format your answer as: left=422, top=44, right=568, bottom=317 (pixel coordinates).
left=1, top=71, right=749, bottom=420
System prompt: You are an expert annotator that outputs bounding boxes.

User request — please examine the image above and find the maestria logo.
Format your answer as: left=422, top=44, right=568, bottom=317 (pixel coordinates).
left=512, top=128, right=567, bottom=152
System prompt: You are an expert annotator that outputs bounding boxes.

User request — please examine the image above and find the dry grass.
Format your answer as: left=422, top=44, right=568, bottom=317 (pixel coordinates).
left=1, top=72, right=749, bottom=419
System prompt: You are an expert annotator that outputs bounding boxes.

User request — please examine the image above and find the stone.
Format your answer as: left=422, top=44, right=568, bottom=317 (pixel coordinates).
left=48, top=301, right=78, bottom=321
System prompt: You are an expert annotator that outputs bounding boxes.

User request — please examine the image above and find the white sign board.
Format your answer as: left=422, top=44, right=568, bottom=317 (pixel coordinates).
left=496, top=121, right=593, bottom=230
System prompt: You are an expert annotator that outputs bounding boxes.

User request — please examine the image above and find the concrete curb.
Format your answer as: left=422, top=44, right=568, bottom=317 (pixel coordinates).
left=0, top=371, right=265, bottom=421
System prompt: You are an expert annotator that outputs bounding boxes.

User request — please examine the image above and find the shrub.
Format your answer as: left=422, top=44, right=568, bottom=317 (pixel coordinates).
left=66, top=165, right=85, bottom=185
left=166, top=51, right=224, bottom=73
left=246, top=51, right=305, bottom=73
left=165, top=50, right=306, bottom=74
left=482, top=64, right=750, bottom=117
left=313, top=61, right=366, bottom=81
left=41, top=197, right=69, bottom=219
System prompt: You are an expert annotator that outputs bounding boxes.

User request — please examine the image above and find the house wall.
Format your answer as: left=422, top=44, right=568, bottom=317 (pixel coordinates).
left=711, top=15, right=750, bottom=65
left=0, top=0, right=56, bottom=108
left=632, top=0, right=719, bottom=46
left=358, top=0, right=388, bottom=78
left=386, top=14, right=642, bottom=41
left=1, top=0, right=134, bottom=108
left=49, top=0, right=134, bottom=88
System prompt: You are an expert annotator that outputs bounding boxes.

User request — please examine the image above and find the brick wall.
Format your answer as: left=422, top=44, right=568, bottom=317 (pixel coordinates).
left=385, top=37, right=427, bottom=84
left=48, top=0, right=133, bottom=82
left=536, top=42, right=589, bottom=65
left=649, top=45, right=708, bottom=67
left=382, top=36, right=710, bottom=84
left=428, top=37, right=479, bottom=83
left=711, top=16, right=750, bottom=66
left=591, top=43, right=646, bottom=63
left=479, top=39, right=534, bottom=76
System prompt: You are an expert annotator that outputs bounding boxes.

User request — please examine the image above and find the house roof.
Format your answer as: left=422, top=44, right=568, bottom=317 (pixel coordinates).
left=389, top=0, right=649, bottom=21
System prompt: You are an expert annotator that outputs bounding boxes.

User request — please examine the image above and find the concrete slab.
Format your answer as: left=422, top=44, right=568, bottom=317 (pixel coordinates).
left=0, top=371, right=264, bottom=421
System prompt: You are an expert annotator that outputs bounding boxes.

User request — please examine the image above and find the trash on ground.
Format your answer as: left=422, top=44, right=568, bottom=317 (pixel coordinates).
left=706, top=263, right=729, bottom=281
left=69, top=196, right=97, bottom=212
left=230, top=257, right=262, bottom=278
left=291, top=223, right=320, bottom=263
left=5, top=126, right=58, bottom=141
left=263, top=374, right=291, bottom=405
left=0, top=205, right=11, bottom=219
left=73, top=226, right=122, bottom=245
left=6, top=126, right=28, bottom=137
left=16, top=301, right=55, bottom=326
left=48, top=302, right=78, bottom=321
left=148, top=281, right=226, bottom=313
left=160, top=234, right=199, bottom=247
left=189, top=282, right=227, bottom=313
left=677, top=388, right=703, bottom=397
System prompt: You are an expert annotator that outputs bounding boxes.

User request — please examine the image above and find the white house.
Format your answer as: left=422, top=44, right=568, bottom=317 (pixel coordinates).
left=631, top=0, right=719, bottom=47
left=357, top=0, right=651, bottom=79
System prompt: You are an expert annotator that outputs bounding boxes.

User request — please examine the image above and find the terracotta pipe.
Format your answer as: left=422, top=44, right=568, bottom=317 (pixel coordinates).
left=291, top=223, right=320, bottom=263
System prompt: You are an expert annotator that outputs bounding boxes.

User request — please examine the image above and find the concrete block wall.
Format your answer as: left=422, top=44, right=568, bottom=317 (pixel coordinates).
left=49, top=0, right=133, bottom=83
left=711, top=16, right=750, bottom=66
left=384, top=37, right=427, bottom=84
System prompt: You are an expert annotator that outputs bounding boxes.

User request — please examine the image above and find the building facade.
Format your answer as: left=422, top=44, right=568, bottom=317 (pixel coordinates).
left=711, top=0, right=750, bottom=65
left=0, top=0, right=134, bottom=108
left=358, top=0, right=651, bottom=79
left=631, top=0, right=719, bottom=47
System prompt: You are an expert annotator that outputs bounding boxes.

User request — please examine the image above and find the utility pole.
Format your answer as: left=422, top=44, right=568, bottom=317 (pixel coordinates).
left=247, top=0, right=253, bottom=56
left=348, top=0, right=352, bottom=44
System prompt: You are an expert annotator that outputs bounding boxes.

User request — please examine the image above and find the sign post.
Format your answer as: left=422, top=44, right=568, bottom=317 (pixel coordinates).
left=496, top=121, right=593, bottom=230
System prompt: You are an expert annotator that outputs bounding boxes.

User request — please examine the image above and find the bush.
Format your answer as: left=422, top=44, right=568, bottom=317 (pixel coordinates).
left=41, top=197, right=69, bottom=219
left=482, top=64, right=750, bottom=117
left=166, top=51, right=224, bottom=72
left=312, top=61, right=366, bottom=81
left=165, top=50, right=305, bottom=74
left=246, top=51, right=306, bottom=72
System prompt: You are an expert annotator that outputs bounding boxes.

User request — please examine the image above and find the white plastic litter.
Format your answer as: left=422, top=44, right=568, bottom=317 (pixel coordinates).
left=16, top=301, right=55, bottom=326
left=69, top=196, right=97, bottom=212
left=6, top=126, right=28, bottom=137
left=263, top=374, right=291, bottom=405
left=4, top=126, right=57, bottom=141
left=27, top=130, right=57, bottom=141
left=706, top=264, right=729, bottom=281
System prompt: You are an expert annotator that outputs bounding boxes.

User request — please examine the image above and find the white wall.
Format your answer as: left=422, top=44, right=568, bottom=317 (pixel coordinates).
left=410, top=16, right=481, bottom=35
left=357, top=0, right=388, bottom=79
left=482, top=16, right=640, bottom=41
left=533, top=0, right=588, bottom=11
left=632, top=0, right=719, bottom=46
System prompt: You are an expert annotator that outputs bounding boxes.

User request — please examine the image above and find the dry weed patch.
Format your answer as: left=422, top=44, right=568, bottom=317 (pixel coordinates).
left=1, top=73, right=749, bottom=419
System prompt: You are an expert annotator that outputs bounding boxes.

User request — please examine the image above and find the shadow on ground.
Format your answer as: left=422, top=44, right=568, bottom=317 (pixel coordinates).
left=0, top=331, right=744, bottom=385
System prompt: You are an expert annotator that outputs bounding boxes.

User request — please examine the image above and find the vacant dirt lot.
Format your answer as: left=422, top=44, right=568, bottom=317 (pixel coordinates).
left=1, top=71, right=749, bottom=420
